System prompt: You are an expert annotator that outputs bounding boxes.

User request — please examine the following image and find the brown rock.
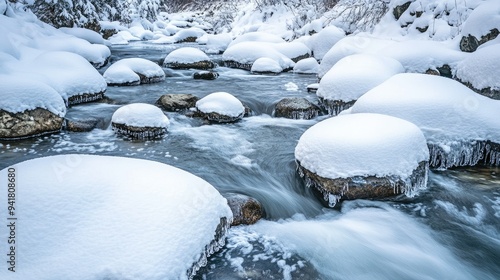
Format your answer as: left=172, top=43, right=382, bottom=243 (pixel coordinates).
left=274, top=97, right=320, bottom=120
left=164, top=60, right=215, bottom=70
left=0, top=108, right=64, bottom=140
left=225, top=193, right=263, bottom=226
left=111, top=122, right=167, bottom=140
left=156, top=94, right=199, bottom=111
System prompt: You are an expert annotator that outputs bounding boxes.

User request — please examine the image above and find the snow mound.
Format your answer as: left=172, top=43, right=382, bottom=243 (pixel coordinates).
left=108, top=30, right=140, bottom=45
left=30, top=51, right=107, bottom=103
left=318, top=35, right=395, bottom=78
left=112, top=103, right=170, bottom=128
left=309, top=26, right=345, bottom=60
left=164, top=47, right=210, bottom=64
left=196, top=92, right=245, bottom=118
left=0, top=154, right=232, bottom=280
left=197, top=33, right=232, bottom=54
left=350, top=73, right=500, bottom=167
left=270, top=42, right=311, bottom=61
left=129, top=25, right=155, bottom=40
left=228, top=31, right=285, bottom=47
left=173, top=27, right=207, bottom=42
left=456, top=44, right=500, bottom=92
left=0, top=75, right=66, bottom=116
left=461, top=0, right=500, bottom=39
left=293, top=57, right=319, bottom=74
left=222, top=41, right=295, bottom=70
left=104, top=58, right=165, bottom=86
left=295, top=113, right=429, bottom=180
left=251, top=57, right=282, bottom=74
left=317, top=54, right=404, bottom=105
left=59, top=27, right=106, bottom=45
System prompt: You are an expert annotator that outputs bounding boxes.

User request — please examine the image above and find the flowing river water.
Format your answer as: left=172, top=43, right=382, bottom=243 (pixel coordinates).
left=1, top=43, right=499, bottom=279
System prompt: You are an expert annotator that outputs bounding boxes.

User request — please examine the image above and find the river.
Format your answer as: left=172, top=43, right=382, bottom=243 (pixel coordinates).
left=1, top=42, right=499, bottom=279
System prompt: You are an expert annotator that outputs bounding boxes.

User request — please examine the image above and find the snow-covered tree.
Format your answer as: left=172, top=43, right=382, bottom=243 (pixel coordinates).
left=31, top=0, right=100, bottom=31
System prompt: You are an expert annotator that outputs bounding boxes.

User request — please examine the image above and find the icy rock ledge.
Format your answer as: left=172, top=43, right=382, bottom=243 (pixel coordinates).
left=195, top=92, right=245, bottom=124
left=163, top=47, right=214, bottom=70
left=111, top=103, right=170, bottom=139
left=0, top=155, right=233, bottom=280
left=295, top=113, right=429, bottom=207
left=104, top=58, right=166, bottom=86
left=274, top=97, right=321, bottom=120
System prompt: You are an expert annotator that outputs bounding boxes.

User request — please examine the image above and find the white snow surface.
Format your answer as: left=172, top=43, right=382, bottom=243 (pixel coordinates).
left=456, top=44, right=500, bottom=90
left=222, top=41, right=295, bottom=70
left=164, top=47, right=210, bottom=64
left=108, top=31, right=140, bottom=45
left=196, top=92, right=245, bottom=118
left=317, top=54, right=404, bottom=102
left=272, top=41, right=311, bottom=60
left=112, top=103, right=170, bottom=128
left=461, top=0, right=500, bottom=38
left=197, top=33, right=232, bottom=54
left=0, top=154, right=232, bottom=280
left=59, top=27, right=106, bottom=45
left=295, top=113, right=428, bottom=179
left=0, top=75, right=66, bottom=116
left=228, top=31, right=285, bottom=48
left=173, top=27, right=207, bottom=42
left=293, top=57, right=319, bottom=74
left=251, top=57, right=282, bottom=73
left=309, top=26, right=345, bottom=60
left=350, top=73, right=500, bottom=143
left=104, top=58, right=165, bottom=85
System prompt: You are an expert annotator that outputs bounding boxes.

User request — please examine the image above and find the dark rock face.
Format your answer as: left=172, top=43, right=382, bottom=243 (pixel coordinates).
left=425, top=65, right=452, bottom=78
left=165, top=60, right=215, bottom=70
left=101, top=28, right=117, bottom=40
left=456, top=79, right=500, bottom=100
left=64, top=118, right=105, bottom=132
left=393, top=1, right=412, bottom=20
left=297, top=161, right=428, bottom=208
left=193, top=110, right=243, bottom=124
left=428, top=141, right=500, bottom=168
left=460, top=28, right=499, bottom=52
left=176, top=36, right=198, bottom=43
left=111, top=122, right=167, bottom=140
left=291, top=53, right=311, bottom=63
left=225, top=193, right=263, bottom=226
left=0, top=108, right=64, bottom=140
left=319, top=98, right=356, bottom=116
left=274, top=97, right=320, bottom=120
left=68, top=92, right=106, bottom=106
left=107, top=73, right=165, bottom=86
left=307, top=84, right=319, bottom=93
left=156, top=94, right=199, bottom=111
left=221, top=60, right=252, bottom=71
left=193, top=71, right=219, bottom=80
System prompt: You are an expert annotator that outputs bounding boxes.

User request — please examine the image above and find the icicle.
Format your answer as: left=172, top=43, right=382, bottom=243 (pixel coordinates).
left=68, top=92, right=105, bottom=106
left=428, top=140, right=500, bottom=169
left=319, top=98, right=356, bottom=116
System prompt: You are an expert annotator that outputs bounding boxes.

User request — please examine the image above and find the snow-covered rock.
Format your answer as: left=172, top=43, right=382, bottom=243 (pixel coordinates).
left=455, top=44, right=500, bottom=99
left=59, top=27, right=106, bottom=45
left=460, top=0, right=500, bottom=52
left=228, top=31, right=285, bottom=48
left=293, top=58, right=319, bottom=74
left=30, top=51, right=107, bottom=105
left=163, top=47, right=214, bottom=69
left=195, top=92, right=245, bottom=123
left=295, top=113, right=429, bottom=207
left=251, top=57, right=283, bottom=74
left=193, top=71, right=219, bottom=80
left=108, top=30, right=141, bottom=45
left=274, top=97, right=320, bottom=120
left=349, top=73, right=500, bottom=168
left=112, top=103, right=170, bottom=139
left=197, top=33, right=232, bottom=54
left=104, top=58, right=165, bottom=86
left=317, top=54, right=405, bottom=115
left=222, top=41, right=295, bottom=71
left=272, top=42, right=311, bottom=62
left=0, top=154, right=232, bottom=279
left=0, top=75, right=66, bottom=139
left=309, top=26, right=345, bottom=60
left=173, top=27, right=207, bottom=43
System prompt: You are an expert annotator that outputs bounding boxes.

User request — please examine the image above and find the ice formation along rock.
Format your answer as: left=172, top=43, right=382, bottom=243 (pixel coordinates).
left=0, top=155, right=233, bottom=280
left=111, top=103, right=170, bottom=139
left=295, top=113, right=429, bottom=207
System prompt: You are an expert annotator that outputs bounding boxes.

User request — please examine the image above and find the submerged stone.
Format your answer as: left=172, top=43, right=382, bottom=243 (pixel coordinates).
left=193, top=71, right=219, bottom=80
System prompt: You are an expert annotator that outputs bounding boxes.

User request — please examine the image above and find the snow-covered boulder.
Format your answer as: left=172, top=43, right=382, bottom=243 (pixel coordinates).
left=309, top=26, right=346, bottom=60
left=111, top=103, right=170, bottom=139
left=222, top=42, right=295, bottom=71
left=156, top=94, right=199, bottom=112
left=228, top=31, right=285, bottom=48
left=307, top=83, right=319, bottom=93
left=317, top=54, right=405, bottom=115
left=293, top=58, right=319, bottom=74
left=104, top=58, right=165, bottom=86
left=195, top=92, right=245, bottom=123
left=459, top=0, right=500, bottom=52
left=197, top=33, right=232, bottom=54
left=295, top=113, right=429, bottom=207
left=108, top=30, right=141, bottom=45
left=173, top=27, right=207, bottom=43
left=455, top=44, right=500, bottom=99
left=349, top=73, right=500, bottom=168
left=59, top=27, right=106, bottom=45
left=0, top=154, right=232, bottom=279
left=251, top=57, right=282, bottom=74
left=273, top=42, right=311, bottom=62
left=163, top=47, right=214, bottom=70
left=0, top=75, right=66, bottom=139
left=31, top=51, right=107, bottom=106
left=274, top=97, right=321, bottom=120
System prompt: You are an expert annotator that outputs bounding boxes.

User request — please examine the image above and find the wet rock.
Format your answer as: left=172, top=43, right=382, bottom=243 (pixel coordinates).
left=156, top=94, right=199, bottom=111
left=64, top=118, right=105, bottom=132
left=165, top=60, right=215, bottom=70
left=101, top=28, right=118, bottom=40
left=460, top=28, right=499, bottom=52
left=0, top=108, right=64, bottom=140
left=297, top=161, right=428, bottom=208
left=111, top=103, right=170, bottom=140
left=193, top=71, right=219, bottom=80
left=274, top=98, right=320, bottom=120
left=111, top=122, right=167, bottom=140
left=425, top=65, right=452, bottom=78
left=176, top=36, right=197, bottom=43
left=221, top=60, right=252, bottom=71
left=319, top=98, right=356, bottom=116
left=307, top=83, right=319, bottom=93
left=244, top=105, right=253, bottom=117
left=225, top=193, right=263, bottom=226
left=416, top=26, right=429, bottom=33
left=291, top=53, right=311, bottom=63
left=393, top=1, right=411, bottom=20
left=68, top=92, right=106, bottom=106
